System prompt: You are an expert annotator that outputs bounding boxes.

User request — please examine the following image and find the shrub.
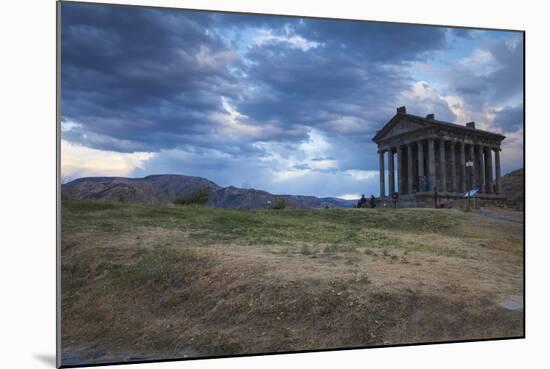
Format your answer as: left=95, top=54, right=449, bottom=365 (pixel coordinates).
left=323, top=244, right=357, bottom=254
left=354, top=271, right=371, bottom=284
left=301, top=244, right=313, bottom=255
left=272, top=197, right=287, bottom=210
left=174, top=189, right=209, bottom=206
left=364, top=248, right=376, bottom=256
left=324, top=244, right=337, bottom=254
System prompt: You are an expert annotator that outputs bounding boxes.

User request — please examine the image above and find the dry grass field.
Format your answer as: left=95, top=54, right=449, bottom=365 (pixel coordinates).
left=60, top=200, right=524, bottom=365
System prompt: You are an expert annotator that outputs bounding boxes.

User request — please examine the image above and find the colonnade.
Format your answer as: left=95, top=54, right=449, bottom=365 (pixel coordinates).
left=378, top=139, right=502, bottom=197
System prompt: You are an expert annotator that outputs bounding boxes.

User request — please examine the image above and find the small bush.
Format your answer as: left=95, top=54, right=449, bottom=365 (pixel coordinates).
left=323, top=243, right=357, bottom=254
left=324, top=244, right=337, bottom=254
left=272, top=197, right=287, bottom=210
left=353, top=271, right=371, bottom=284
left=174, top=189, right=209, bottom=206
left=383, top=249, right=390, bottom=257
left=364, top=248, right=376, bottom=256
left=301, top=244, right=313, bottom=255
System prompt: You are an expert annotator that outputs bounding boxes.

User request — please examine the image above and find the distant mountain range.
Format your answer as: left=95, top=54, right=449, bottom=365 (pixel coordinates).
left=61, top=175, right=356, bottom=209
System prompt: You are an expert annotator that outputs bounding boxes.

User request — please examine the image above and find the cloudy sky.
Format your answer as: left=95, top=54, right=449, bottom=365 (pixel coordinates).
left=60, top=2, right=523, bottom=199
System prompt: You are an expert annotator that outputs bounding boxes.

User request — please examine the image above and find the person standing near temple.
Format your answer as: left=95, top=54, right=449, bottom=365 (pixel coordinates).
left=358, top=194, right=367, bottom=208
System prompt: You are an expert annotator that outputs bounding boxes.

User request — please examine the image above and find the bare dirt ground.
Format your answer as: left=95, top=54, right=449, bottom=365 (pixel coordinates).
left=474, top=207, right=524, bottom=224
left=60, top=201, right=524, bottom=365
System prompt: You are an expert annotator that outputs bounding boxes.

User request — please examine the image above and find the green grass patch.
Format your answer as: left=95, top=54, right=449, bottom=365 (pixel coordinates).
left=110, top=247, right=199, bottom=290
left=61, top=199, right=469, bottom=253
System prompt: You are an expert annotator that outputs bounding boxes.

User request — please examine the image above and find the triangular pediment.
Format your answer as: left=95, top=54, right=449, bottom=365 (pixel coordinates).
left=372, top=111, right=506, bottom=143
left=374, top=116, right=427, bottom=142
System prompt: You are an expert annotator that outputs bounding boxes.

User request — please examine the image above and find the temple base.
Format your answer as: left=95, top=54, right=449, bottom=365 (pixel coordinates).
left=376, top=191, right=506, bottom=209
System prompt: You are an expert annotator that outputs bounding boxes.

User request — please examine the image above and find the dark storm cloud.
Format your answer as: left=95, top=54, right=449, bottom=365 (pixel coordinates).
left=61, top=2, right=448, bottom=157
left=61, top=2, right=523, bottom=194
left=491, top=105, right=524, bottom=133
left=299, top=20, right=447, bottom=62
left=61, top=2, right=243, bottom=152
left=445, top=35, right=523, bottom=113
left=232, top=23, right=448, bottom=148
left=486, top=37, right=524, bottom=102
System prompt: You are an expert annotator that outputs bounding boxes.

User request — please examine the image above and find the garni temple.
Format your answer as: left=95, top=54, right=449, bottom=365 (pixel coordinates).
left=372, top=106, right=506, bottom=208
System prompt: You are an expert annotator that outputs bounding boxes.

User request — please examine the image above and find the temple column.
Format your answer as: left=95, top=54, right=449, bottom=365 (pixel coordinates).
left=417, top=141, right=425, bottom=191
left=478, top=145, right=486, bottom=193
left=459, top=142, right=466, bottom=192
left=485, top=147, right=493, bottom=193
left=428, top=139, right=436, bottom=191
left=494, top=148, right=502, bottom=194
left=439, top=139, right=447, bottom=192
left=379, top=150, right=385, bottom=197
left=449, top=141, right=456, bottom=192
left=397, top=145, right=404, bottom=194
left=407, top=143, right=414, bottom=193
left=469, top=144, right=476, bottom=191
left=388, top=148, right=395, bottom=195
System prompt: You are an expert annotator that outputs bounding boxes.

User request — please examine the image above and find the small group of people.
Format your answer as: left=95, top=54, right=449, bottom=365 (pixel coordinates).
left=357, top=194, right=376, bottom=208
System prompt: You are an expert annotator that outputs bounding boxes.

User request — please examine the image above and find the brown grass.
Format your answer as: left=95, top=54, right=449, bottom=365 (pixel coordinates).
left=60, top=202, right=524, bottom=364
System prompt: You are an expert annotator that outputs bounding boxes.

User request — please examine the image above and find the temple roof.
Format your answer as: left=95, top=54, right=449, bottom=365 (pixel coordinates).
left=372, top=107, right=506, bottom=143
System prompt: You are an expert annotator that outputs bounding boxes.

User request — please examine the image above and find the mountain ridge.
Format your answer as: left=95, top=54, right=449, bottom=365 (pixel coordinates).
left=61, top=174, right=356, bottom=209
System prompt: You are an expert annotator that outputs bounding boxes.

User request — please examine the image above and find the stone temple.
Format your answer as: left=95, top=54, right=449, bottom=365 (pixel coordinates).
left=372, top=106, right=506, bottom=207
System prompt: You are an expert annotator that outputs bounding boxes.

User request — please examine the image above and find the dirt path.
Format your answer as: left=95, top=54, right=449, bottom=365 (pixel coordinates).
left=474, top=208, right=524, bottom=224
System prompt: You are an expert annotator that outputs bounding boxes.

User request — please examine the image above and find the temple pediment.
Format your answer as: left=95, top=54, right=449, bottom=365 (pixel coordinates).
left=375, top=118, right=426, bottom=142
left=373, top=107, right=505, bottom=144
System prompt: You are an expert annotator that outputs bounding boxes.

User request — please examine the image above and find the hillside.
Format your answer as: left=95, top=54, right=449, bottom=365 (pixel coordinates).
left=62, top=175, right=355, bottom=209
left=61, top=199, right=523, bottom=365
left=62, top=175, right=221, bottom=204
left=500, top=168, right=524, bottom=210
left=209, top=186, right=355, bottom=209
